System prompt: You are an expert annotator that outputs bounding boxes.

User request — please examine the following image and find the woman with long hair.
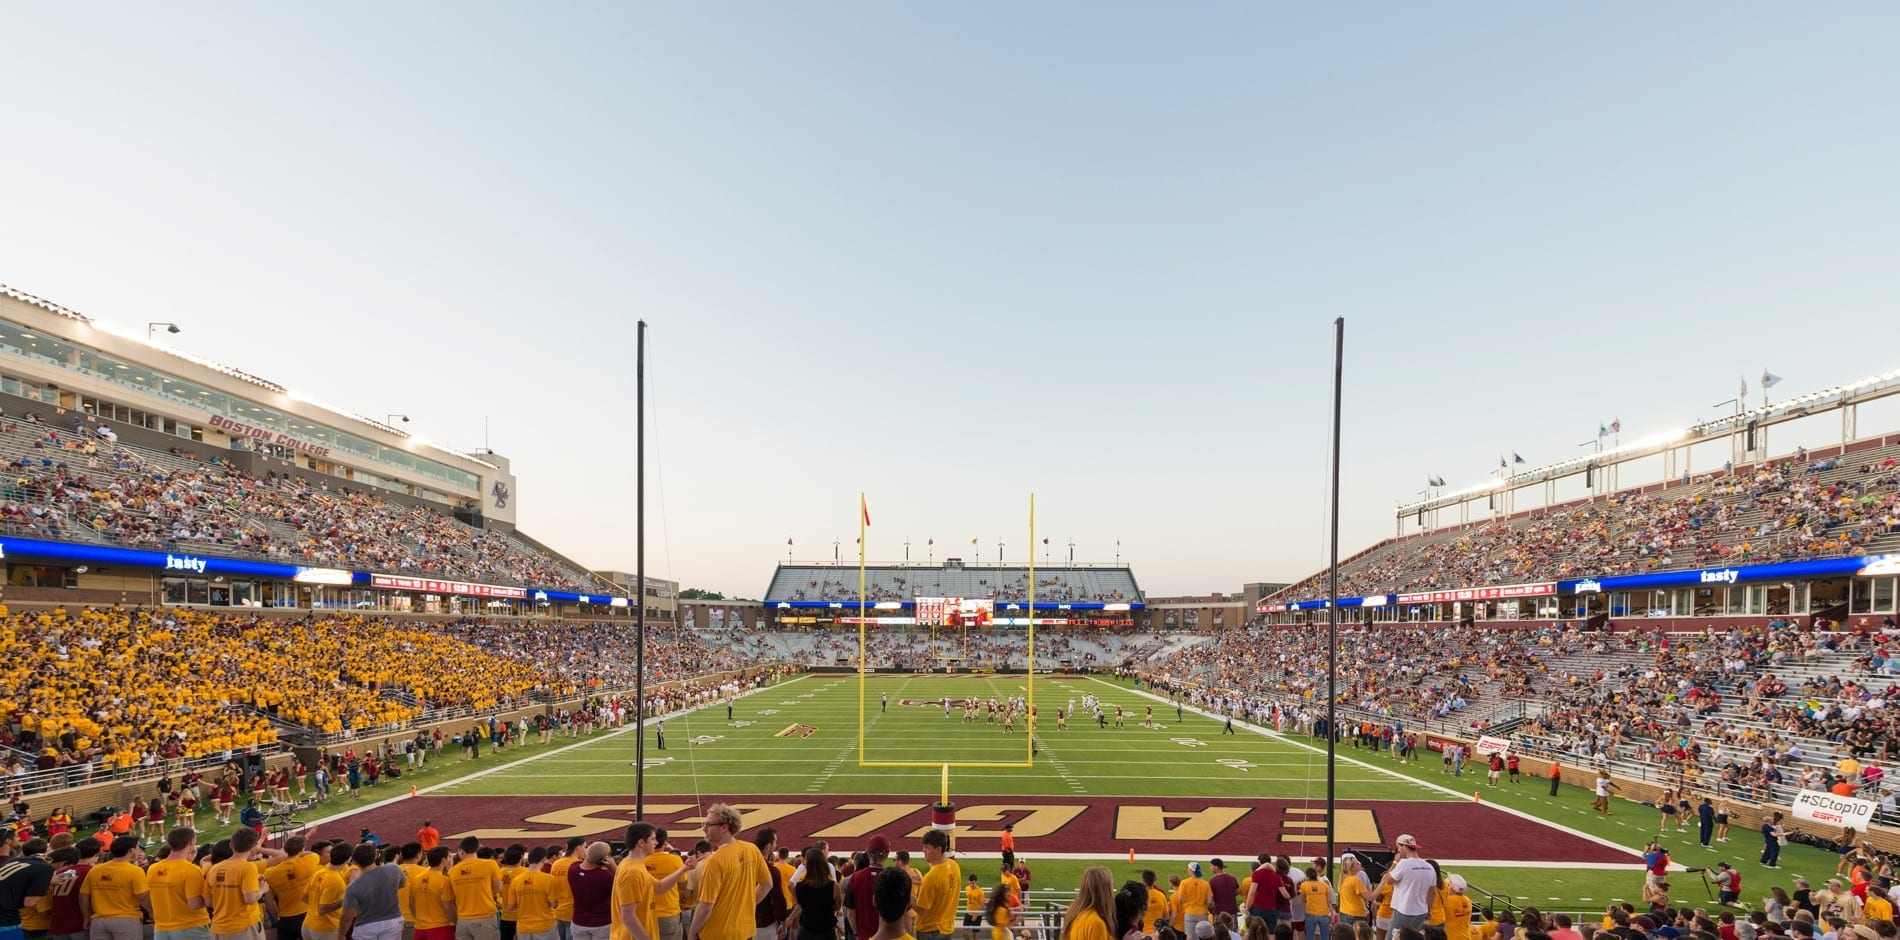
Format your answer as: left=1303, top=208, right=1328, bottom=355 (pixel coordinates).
left=1065, top=867, right=1117, bottom=940
left=1116, top=882, right=1150, bottom=940
left=1763, top=886, right=1792, bottom=925
left=1518, top=907, right=1545, bottom=933
left=790, top=846, right=842, bottom=940
left=990, top=883, right=1018, bottom=940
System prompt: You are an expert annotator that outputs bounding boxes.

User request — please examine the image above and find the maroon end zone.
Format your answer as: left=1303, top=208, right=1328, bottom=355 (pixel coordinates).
left=318, top=795, right=1632, bottom=863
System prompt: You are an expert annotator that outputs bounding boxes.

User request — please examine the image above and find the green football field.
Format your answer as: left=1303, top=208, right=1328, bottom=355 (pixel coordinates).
left=436, top=672, right=1443, bottom=799
left=302, top=672, right=1849, bottom=917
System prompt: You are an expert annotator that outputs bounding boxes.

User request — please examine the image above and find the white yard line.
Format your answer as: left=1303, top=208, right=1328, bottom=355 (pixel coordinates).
left=1089, top=676, right=1644, bottom=862
left=286, top=676, right=806, bottom=832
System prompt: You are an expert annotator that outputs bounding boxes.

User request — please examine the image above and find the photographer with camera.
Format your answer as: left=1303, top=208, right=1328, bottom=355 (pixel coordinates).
left=1642, top=843, right=1670, bottom=889
left=1711, top=863, right=1741, bottom=907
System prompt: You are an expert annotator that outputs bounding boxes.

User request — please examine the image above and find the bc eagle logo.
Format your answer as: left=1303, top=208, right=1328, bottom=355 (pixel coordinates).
left=491, top=481, right=511, bottom=509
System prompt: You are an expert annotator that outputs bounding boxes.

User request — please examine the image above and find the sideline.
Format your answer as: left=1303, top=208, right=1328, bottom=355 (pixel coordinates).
left=1088, top=676, right=1645, bottom=870
left=288, top=675, right=807, bottom=836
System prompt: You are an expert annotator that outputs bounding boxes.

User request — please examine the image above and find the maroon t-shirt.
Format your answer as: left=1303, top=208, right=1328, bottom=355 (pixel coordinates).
left=47, top=863, right=91, bottom=934
left=849, top=866, right=879, bottom=938
left=1248, top=867, right=1285, bottom=913
left=1210, top=872, right=1240, bottom=918
left=568, top=863, right=616, bottom=927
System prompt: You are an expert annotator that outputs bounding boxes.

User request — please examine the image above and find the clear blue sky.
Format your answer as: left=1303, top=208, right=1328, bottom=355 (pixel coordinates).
left=2, top=4, right=1896, bottom=597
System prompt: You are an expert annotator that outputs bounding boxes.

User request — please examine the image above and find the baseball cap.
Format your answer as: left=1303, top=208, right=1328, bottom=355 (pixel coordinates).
left=1447, top=874, right=1467, bottom=893
left=867, top=834, right=891, bottom=856
left=1395, top=834, right=1419, bottom=849
left=1189, top=862, right=1203, bottom=877
left=1632, top=915, right=1659, bottom=933
left=1194, top=923, right=1217, bottom=939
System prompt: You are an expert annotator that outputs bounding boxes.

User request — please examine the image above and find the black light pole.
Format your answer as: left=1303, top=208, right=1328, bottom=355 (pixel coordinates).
left=1326, top=317, right=1344, bottom=878
left=635, top=319, right=647, bottom=819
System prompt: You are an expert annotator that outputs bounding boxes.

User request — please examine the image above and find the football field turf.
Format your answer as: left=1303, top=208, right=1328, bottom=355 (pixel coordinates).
left=300, top=672, right=1850, bottom=913
left=443, top=672, right=1443, bottom=799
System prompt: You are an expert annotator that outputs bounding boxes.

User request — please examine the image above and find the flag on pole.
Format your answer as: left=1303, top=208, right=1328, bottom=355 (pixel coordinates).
left=1599, top=423, right=1609, bottom=438
left=1499, top=455, right=1507, bottom=469
left=1428, top=475, right=1446, bottom=487
left=927, top=538, right=933, bottom=545
left=970, top=537, right=978, bottom=545
left=1611, top=417, right=1621, bottom=434
left=786, top=537, right=792, bottom=545
left=1762, top=370, right=1782, bottom=389
left=1513, top=452, right=1526, bottom=465
left=1740, top=374, right=1748, bottom=399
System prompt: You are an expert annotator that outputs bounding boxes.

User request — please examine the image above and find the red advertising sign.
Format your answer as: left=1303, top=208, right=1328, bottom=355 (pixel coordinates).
left=1395, top=582, right=1554, bottom=605
left=370, top=574, right=528, bottom=598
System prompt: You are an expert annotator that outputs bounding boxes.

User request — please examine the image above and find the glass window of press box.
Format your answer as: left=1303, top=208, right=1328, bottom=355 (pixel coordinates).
left=0, top=320, right=479, bottom=491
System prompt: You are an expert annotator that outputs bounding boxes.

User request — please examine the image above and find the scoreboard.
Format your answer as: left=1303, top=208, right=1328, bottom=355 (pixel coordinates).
left=912, top=596, right=995, bottom=628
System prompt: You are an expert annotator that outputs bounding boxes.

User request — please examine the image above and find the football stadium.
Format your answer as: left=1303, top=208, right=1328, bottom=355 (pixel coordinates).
left=4, top=276, right=1900, bottom=937
left=6, top=12, right=1900, bottom=940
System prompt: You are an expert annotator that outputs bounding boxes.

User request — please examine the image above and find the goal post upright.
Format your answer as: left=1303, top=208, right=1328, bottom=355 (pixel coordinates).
left=1026, top=491, right=1035, bottom=765
left=857, top=492, right=867, bottom=768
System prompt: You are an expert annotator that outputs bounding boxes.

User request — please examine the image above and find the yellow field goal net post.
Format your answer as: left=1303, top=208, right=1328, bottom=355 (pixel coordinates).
left=857, top=493, right=1036, bottom=769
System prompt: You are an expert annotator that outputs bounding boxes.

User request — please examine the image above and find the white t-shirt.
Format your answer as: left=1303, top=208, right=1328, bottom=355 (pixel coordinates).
left=1387, top=858, right=1437, bottom=917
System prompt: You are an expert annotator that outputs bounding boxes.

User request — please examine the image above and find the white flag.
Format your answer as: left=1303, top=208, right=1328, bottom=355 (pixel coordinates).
left=1762, top=370, right=1783, bottom=389
left=1740, top=374, right=1748, bottom=399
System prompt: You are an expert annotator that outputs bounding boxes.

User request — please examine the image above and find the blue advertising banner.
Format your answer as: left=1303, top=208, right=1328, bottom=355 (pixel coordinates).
left=0, top=535, right=633, bottom=606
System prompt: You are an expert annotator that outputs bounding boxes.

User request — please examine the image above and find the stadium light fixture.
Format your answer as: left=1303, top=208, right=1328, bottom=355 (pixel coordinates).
left=387, top=414, right=410, bottom=424
left=147, top=321, right=182, bottom=341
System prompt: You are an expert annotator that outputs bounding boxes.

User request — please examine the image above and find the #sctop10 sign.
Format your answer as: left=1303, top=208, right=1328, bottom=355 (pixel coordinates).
left=1790, top=789, right=1878, bottom=831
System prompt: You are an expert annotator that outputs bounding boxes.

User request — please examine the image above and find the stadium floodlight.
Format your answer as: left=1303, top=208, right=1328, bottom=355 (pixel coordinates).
left=387, top=414, right=410, bottom=424
left=147, top=321, right=182, bottom=340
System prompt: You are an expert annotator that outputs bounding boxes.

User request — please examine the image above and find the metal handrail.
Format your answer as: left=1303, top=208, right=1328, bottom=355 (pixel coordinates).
left=4, top=745, right=285, bottom=798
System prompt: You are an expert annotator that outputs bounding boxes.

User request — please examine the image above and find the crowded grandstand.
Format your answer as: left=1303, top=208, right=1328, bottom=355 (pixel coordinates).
left=7, top=285, right=1900, bottom=934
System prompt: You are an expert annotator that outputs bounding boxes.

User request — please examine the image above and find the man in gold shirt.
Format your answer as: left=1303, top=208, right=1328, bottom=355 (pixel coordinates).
left=506, top=848, right=559, bottom=940
left=910, top=830, right=960, bottom=940
left=304, top=844, right=353, bottom=940
left=207, top=828, right=285, bottom=940
left=686, top=805, right=770, bottom=940
left=548, top=838, right=586, bottom=940
left=263, top=836, right=320, bottom=940
left=80, top=837, right=150, bottom=940
left=148, top=828, right=211, bottom=940
left=642, top=831, right=685, bottom=940
left=449, top=839, right=504, bottom=940
left=614, top=824, right=696, bottom=940
left=399, top=842, right=430, bottom=940
left=1175, top=863, right=1212, bottom=938
left=413, top=848, right=459, bottom=940
left=963, top=875, right=985, bottom=940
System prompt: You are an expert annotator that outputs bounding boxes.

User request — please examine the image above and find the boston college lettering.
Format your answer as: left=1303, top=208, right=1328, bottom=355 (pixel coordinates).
left=207, top=414, right=333, bottom=458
